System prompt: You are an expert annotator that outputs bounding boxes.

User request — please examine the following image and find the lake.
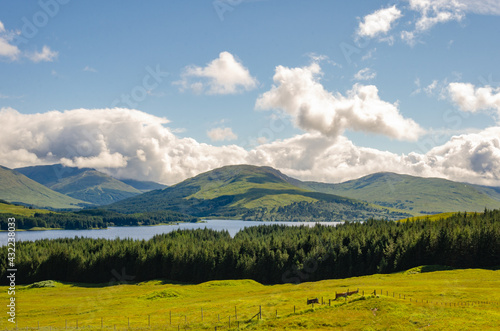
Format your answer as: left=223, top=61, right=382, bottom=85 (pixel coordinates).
left=0, top=219, right=340, bottom=245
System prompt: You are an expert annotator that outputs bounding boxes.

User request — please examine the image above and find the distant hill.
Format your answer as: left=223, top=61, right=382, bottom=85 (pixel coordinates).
left=107, top=165, right=411, bottom=221
left=293, top=172, right=500, bottom=215
left=16, top=164, right=142, bottom=205
left=0, top=166, right=88, bottom=209
left=120, top=179, right=167, bottom=192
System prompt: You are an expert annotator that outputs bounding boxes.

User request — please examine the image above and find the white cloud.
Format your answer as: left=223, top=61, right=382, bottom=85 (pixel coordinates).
left=0, top=107, right=248, bottom=184
left=255, top=62, right=424, bottom=141
left=207, top=127, right=238, bottom=141
left=0, top=21, right=20, bottom=61
left=354, top=68, right=377, bottom=81
left=1, top=107, right=500, bottom=186
left=249, top=129, right=500, bottom=186
left=26, top=45, right=58, bottom=63
left=358, top=5, right=403, bottom=38
left=176, top=51, right=258, bottom=95
left=447, top=82, right=500, bottom=114
left=402, top=0, right=467, bottom=45
left=355, top=1, right=500, bottom=46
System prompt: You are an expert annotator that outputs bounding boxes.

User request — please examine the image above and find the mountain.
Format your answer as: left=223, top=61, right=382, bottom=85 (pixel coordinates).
left=106, top=165, right=411, bottom=221
left=120, top=179, right=167, bottom=192
left=0, top=166, right=88, bottom=209
left=293, top=172, right=500, bottom=215
left=16, top=164, right=142, bottom=205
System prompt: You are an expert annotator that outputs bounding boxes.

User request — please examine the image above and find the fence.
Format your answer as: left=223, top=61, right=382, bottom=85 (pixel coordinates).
left=3, top=288, right=498, bottom=330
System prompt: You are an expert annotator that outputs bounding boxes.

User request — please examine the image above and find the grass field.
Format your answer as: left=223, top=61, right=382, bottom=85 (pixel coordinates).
left=1, top=267, right=499, bottom=330
left=0, top=202, right=53, bottom=217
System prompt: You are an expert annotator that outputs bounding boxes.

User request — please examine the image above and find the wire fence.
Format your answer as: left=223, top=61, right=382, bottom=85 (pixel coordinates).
left=3, top=288, right=498, bottom=330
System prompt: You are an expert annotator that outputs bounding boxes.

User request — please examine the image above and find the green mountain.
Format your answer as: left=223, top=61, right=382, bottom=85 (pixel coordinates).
left=120, top=179, right=167, bottom=192
left=107, top=165, right=411, bottom=221
left=294, top=172, right=500, bottom=215
left=0, top=166, right=88, bottom=209
left=16, top=164, right=142, bottom=205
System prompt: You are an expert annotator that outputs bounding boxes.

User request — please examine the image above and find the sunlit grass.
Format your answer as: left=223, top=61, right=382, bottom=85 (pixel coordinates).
left=1, top=267, right=499, bottom=330
left=0, top=202, right=53, bottom=216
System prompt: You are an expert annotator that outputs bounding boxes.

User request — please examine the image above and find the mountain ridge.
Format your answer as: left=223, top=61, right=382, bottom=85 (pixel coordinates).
left=0, top=166, right=88, bottom=209
left=106, top=164, right=412, bottom=221
left=293, top=171, right=500, bottom=214
left=15, top=164, right=154, bottom=205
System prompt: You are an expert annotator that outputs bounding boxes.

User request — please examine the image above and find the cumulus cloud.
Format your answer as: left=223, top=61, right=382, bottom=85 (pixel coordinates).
left=1, top=107, right=500, bottom=186
left=448, top=82, right=500, bottom=114
left=207, top=127, right=238, bottom=141
left=358, top=5, right=403, bottom=38
left=422, top=127, right=500, bottom=185
left=0, top=107, right=247, bottom=184
left=26, top=45, right=58, bottom=63
left=354, top=68, right=377, bottom=81
left=176, top=51, right=258, bottom=95
left=255, top=62, right=424, bottom=141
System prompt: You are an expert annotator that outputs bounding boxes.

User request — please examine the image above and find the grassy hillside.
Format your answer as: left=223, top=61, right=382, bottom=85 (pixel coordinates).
left=297, top=172, right=500, bottom=215
left=107, top=165, right=411, bottom=220
left=2, top=268, right=499, bottom=330
left=0, top=201, right=52, bottom=216
left=0, top=166, right=88, bottom=209
left=16, top=164, right=142, bottom=205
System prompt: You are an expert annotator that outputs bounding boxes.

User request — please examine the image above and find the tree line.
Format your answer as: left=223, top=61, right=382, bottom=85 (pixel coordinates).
left=242, top=200, right=412, bottom=222
left=0, top=209, right=199, bottom=230
left=1, top=210, right=499, bottom=285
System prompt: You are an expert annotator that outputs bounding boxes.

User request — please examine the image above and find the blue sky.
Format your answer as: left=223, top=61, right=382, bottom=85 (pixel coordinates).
left=1, top=0, right=500, bottom=185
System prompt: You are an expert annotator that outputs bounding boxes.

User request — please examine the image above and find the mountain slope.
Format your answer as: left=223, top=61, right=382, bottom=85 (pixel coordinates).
left=120, top=179, right=167, bottom=192
left=294, top=172, right=500, bottom=215
left=0, top=166, right=88, bottom=209
left=16, top=164, right=142, bottom=205
left=107, top=165, right=411, bottom=221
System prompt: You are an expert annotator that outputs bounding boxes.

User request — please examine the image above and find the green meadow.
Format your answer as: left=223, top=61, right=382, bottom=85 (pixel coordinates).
left=2, top=267, right=499, bottom=330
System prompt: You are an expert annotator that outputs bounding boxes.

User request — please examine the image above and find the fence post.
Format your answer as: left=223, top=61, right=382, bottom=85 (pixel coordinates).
left=201, top=308, right=204, bottom=322
left=259, top=305, right=262, bottom=320
left=218, top=314, right=220, bottom=322
left=229, top=316, right=231, bottom=328
left=76, top=319, right=78, bottom=329
left=148, top=314, right=150, bottom=327
left=294, top=305, right=296, bottom=313
left=329, top=299, right=331, bottom=306
left=235, top=306, right=237, bottom=321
